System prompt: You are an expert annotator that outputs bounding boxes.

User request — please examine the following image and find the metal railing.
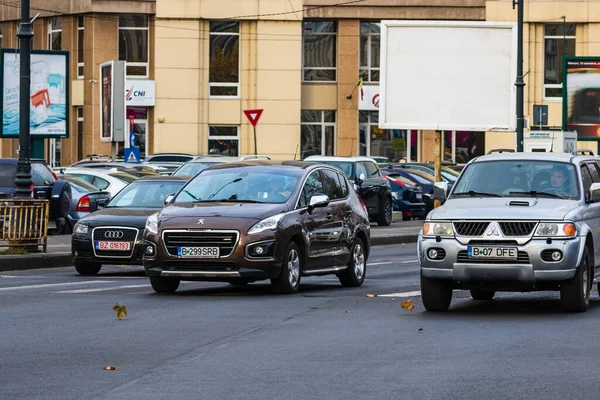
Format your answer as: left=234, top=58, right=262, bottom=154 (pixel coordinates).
left=0, top=199, right=49, bottom=252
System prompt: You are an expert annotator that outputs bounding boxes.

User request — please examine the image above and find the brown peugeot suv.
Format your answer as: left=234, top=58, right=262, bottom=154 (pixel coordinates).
left=142, top=160, right=371, bottom=294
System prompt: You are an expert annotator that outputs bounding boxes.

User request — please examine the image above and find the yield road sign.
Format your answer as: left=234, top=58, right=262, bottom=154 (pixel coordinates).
left=243, top=109, right=263, bottom=127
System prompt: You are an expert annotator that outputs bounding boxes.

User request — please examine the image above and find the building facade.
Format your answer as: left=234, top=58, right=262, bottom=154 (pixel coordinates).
left=0, top=0, right=598, bottom=166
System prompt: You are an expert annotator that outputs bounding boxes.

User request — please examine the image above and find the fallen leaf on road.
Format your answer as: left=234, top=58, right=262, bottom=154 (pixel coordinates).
left=345, top=310, right=351, bottom=314
left=418, top=328, right=423, bottom=333
left=366, top=294, right=377, bottom=298
left=400, top=299, right=415, bottom=312
left=103, top=366, right=118, bottom=371
left=112, top=303, right=127, bottom=320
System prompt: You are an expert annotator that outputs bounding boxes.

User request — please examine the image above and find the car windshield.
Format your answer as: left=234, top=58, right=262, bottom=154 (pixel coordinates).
left=451, top=160, right=580, bottom=199
left=174, top=162, right=223, bottom=176
left=107, top=180, right=186, bottom=208
left=110, top=173, right=137, bottom=184
left=60, top=175, right=98, bottom=192
left=174, top=167, right=300, bottom=204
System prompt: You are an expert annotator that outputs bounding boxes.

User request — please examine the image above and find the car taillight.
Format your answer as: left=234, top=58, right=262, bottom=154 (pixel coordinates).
left=358, top=195, right=368, bottom=215
left=77, top=195, right=91, bottom=212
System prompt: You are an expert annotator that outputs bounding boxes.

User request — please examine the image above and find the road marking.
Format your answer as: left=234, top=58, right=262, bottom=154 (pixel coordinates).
left=0, top=281, right=114, bottom=292
left=55, top=284, right=148, bottom=294
left=378, top=290, right=421, bottom=298
left=401, top=260, right=418, bottom=263
left=367, top=261, right=394, bottom=266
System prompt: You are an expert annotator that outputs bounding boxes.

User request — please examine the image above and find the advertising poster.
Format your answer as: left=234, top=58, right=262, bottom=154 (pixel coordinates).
left=563, top=57, right=600, bottom=139
left=100, top=63, right=113, bottom=141
left=1, top=50, right=69, bottom=138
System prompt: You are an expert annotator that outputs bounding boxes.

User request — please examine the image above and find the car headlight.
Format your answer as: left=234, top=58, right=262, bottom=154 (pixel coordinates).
left=248, top=213, right=285, bottom=235
left=74, top=223, right=88, bottom=235
left=535, top=222, right=576, bottom=237
left=145, top=213, right=159, bottom=235
left=423, top=221, right=454, bottom=237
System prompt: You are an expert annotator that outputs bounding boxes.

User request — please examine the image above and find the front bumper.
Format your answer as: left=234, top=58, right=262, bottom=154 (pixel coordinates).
left=417, top=234, right=582, bottom=283
left=72, top=234, right=144, bottom=265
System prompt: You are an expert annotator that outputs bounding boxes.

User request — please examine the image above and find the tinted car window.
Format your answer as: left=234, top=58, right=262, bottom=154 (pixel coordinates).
left=31, top=163, right=56, bottom=186
left=108, top=181, right=186, bottom=208
left=321, top=169, right=344, bottom=200
left=337, top=172, right=348, bottom=197
left=311, top=161, right=353, bottom=179
left=364, top=161, right=380, bottom=178
left=586, top=162, right=600, bottom=183
left=298, top=170, right=325, bottom=208
left=0, top=163, right=16, bottom=186
left=581, top=165, right=593, bottom=192
left=60, top=175, right=98, bottom=192
left=150, top=156, right=191, bottom=163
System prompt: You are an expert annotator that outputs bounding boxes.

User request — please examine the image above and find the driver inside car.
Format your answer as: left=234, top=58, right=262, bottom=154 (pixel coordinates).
left=546, top=165, right=570, bottom=194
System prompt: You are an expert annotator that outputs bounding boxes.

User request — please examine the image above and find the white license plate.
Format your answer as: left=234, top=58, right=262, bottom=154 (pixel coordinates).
left=468, top=246, right=517, bottom=259
left=178, top=247, right=220, bottom=258
left=415, top=193, right=422, bottom=200
left=95, top=241, right=131, bottom=251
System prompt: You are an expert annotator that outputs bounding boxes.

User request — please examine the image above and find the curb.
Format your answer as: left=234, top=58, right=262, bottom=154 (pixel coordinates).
left=0, top=252, right=73, bottom=272
left=0, top=234, right=419, bottom=272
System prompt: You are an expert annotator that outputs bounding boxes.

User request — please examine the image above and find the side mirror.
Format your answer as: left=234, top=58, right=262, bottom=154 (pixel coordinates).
left=359, top=173, right=366, bottom=181
left=164, top=194, right=175, bottom=205
left=589, top=183, right=600, bottom=203
left=433, top=182, right=449, bottom=201
left=308, top=194, right=329, bottom=213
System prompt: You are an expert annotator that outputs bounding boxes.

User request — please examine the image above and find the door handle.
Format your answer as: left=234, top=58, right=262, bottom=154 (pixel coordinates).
left=345, top=210, right=352, bottom=216
left=326, top=213, right=333, bottom=220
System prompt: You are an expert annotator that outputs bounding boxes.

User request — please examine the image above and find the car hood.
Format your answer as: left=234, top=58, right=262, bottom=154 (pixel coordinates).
left=430, top=197, right=579, bottom=221
left=79, top=207, right=159, bottom=228
left=158, top=202, right=288, bottom=226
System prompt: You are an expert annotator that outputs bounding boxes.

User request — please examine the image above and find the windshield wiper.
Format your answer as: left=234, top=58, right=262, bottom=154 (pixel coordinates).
left=508, top=190, right=565, bottom=199
left=182, top=189, right=201, bottom=202
left=197, top=199, right=263, bottom=204
left=453, top=191, right=503, bottom=198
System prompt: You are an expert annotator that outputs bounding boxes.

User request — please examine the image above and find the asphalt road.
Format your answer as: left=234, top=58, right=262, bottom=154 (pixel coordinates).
left=1, top=244, right=599, bottom=400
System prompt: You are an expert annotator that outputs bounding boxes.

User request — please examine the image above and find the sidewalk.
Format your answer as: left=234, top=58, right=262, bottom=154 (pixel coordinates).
left=0, top=218, right=423, bottom=272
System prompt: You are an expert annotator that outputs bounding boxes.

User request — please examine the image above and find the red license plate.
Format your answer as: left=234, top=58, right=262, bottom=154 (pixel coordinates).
left=95, top=241, right=131, bottom=251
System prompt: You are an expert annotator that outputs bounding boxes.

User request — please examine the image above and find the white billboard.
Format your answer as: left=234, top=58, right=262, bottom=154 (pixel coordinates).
left=1, top=50, right=69, bottom=138
left=379, top=21, right=517, bottom=132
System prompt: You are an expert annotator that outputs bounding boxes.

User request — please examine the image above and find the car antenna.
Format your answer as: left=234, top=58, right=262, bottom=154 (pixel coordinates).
left=293, top=144, right=299, bottom=161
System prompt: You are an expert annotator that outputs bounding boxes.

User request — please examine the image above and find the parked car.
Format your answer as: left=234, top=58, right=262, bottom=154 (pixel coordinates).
left=382, top=173, right=427, bottom=220
left=141, top=153, right=195, bottom=173
left=0, top=158, right=72, bottom=234
left=419, top=151, right=600, bottom=313
left=370, top=156, right=394, bottom=164
left=57, top=168, right=134, bottom=197
left=69, top=161, right=163, bottom=176
left=381, top=167, right=435, bottom=214
left=142, top=160, right=371, bottom=294
left=71, top=175, right=189, bottom=275
left=58, top=175, right=111, bottom=232
left=304, top=156, right=393, bottom=226
left=172, top=155, right=272, bottom=177
left=396, top=163, right=460, bottom=182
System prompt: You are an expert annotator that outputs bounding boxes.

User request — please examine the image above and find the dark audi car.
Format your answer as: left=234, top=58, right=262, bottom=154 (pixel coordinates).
left=71, top=176, right=188, bottom=275
left=143, top=160, right=371, bottom=294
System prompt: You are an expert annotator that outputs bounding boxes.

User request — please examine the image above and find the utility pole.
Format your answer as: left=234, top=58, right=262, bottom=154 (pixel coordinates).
left=514, top=0, right=525, bottom=152
left=14, top=0, right=33, bottom=198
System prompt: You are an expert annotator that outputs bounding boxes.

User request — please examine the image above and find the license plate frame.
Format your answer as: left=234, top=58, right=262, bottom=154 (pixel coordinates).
left=95, top=241, right=131, bottom=251
left=467, top=246, right=518, bottom=260
left=177, top=247, right=220, bottom=259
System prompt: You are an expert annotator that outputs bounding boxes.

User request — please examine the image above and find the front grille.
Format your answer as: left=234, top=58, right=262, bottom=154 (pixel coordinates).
left=163, top=230, right=239, bottom=257
left=454, top=222, right=490, bottom=237
left=467, top=240, right=519, bottom=245
left=457, top=250, right=530, bottom=264
left=499, top=222, right=537, bottom=237
left=162, top=261, right=240, bottom=271
left=92, top=227, right=138, bottom=258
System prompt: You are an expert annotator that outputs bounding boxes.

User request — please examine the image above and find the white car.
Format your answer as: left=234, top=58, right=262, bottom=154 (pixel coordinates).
left=56, top=168, right=135, bottom=197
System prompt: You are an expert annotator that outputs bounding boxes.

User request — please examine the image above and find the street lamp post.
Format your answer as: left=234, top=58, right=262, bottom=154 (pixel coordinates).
left=514, top=0, right=525, bottom=152
left=14, top=0, right=34, bottom=198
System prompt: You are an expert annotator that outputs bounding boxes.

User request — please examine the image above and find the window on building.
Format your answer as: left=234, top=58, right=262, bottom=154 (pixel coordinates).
left=48, top=17, right=61, bottom=50
left=301, top=110, right=335, bottom=159
left=77, top=16, right=84, bottom=78
left=119, top=15, right=149, bottom=78
left=544, top=23, right=576, bottom=99
left=208, top=126, right=239, bottom=156
left=302, top=21, right=337, bottom=82
left=359, top=21, right=380, bottom=83
left=209, top=21, right=240, bottom=97
left=359, top=111, right=407, bottom=161
left=77, top=107, right=84, bottom=160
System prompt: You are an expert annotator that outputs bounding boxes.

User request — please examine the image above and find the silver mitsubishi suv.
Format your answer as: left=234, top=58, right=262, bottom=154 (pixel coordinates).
left=418, top=150, right=600, bottom=313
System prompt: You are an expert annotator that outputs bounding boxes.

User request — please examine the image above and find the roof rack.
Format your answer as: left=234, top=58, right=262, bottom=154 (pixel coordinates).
left=573, top=149, right=595, bottom=156
left=486, top=149, right=515, bottom=155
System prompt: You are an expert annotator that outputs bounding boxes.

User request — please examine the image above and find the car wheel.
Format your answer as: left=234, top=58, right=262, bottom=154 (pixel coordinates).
left=420, top=271, right=452, bottom=312
left=377, top=196, right=393, bottom=226
left=150, top=277, right=180, bottom=293
left=470, top=289, right=495, bottom=301
left=560, top=246, right=591, bottom=312
left=271, top=242, right=302, bottom=294
left=74, top=262, right=102, bottom=276
left=338, top=237, right=367, bottom=287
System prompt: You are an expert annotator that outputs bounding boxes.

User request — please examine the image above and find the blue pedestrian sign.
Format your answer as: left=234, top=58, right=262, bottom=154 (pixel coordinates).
left=124, top=148, right=140, bottom=164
